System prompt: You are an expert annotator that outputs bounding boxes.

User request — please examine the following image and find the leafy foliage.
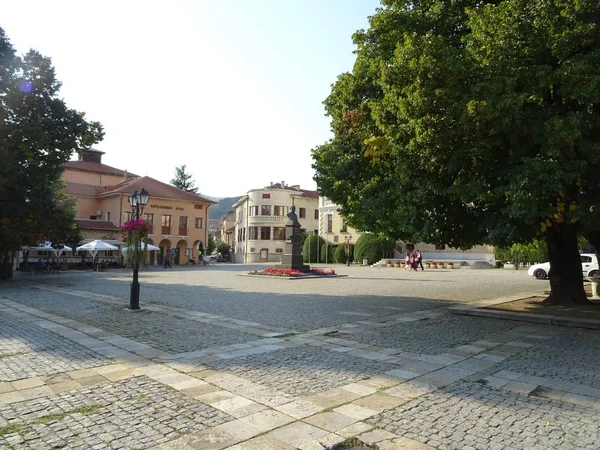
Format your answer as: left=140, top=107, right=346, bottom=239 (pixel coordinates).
left=170, top=165, right=198, bottom=194
left=334, top=243, right=353, bottom=264
left=0, top=28, right=103, bottom=261
left=216, top=241, right=230, bottom=256
left=302, top=234, right=325, bottom=263
left=312, top=0, right=600, bottom=304
left=495, top=239, right=548, bottom=264
left=320, top=243, right=336, bottom=263
left=354, top=234, right=394, bottom=265
left=207, top=233, right=216, bottom=255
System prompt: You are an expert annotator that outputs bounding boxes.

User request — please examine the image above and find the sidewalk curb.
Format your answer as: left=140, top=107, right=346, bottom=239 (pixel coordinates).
left=448, top=295, right=600, bottom=330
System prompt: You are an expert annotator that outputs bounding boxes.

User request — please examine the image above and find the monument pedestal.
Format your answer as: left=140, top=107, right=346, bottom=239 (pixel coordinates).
left=279, top=214, right=310, bottom=273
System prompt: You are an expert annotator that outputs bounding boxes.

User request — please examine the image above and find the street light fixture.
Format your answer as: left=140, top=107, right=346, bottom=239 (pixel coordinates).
left=344, top=235, right=352, bottom=266
left=128, top=188, right=150, bottom=310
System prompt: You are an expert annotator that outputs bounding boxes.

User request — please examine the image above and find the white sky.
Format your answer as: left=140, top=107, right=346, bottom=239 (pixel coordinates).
left=2, top=0, right=379, bottom=198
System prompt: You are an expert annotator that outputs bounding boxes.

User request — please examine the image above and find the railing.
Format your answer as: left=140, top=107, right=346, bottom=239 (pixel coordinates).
left=248, top=216, right=286, bottom=224
left=179, top=227, right=188, bottom=236
left=161, top=226, right=171, bottom=235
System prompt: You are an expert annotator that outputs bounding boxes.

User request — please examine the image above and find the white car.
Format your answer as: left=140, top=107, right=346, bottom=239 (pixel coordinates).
left=527, top=253, right=599, bottom=280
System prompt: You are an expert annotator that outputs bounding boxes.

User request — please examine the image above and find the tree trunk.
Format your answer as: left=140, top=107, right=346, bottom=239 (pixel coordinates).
left=543, top=223, right=589, bottom=305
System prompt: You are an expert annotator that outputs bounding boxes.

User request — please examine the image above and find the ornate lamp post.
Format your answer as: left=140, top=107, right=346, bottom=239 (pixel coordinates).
left=344, top=235, right=352, bottom=266
left=128, top=188, right=150, bottom=310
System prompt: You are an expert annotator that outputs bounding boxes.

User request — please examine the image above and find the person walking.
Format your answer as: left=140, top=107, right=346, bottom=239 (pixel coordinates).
left=404, top=252, right=411, bottom=271
left=416, top=249, right=424, bottom=270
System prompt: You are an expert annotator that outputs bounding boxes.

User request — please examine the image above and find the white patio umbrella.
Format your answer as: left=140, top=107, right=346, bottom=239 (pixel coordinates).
left=76, top=240, right=119, bottom=258
left=25, top=242, right=73, bottom=258
left=120, top=243, right=160, bottom=256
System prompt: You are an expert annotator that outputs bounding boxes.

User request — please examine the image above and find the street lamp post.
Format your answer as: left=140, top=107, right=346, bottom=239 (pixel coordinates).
left=128, top=188, right=150, bottom=311
left=344, top=235, right=352, bottom=266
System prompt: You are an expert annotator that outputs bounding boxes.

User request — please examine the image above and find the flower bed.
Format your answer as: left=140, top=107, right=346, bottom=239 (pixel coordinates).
left=248, top=267, right=336, bottom=277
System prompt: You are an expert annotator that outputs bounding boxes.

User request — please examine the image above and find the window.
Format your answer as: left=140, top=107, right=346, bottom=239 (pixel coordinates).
left=249, top=227, right=258, bottom=240
left=327, top=214, right=333, bottom=233
left=260, top=227, right=271, bottom=240
left=249, top=206, right=258, bottom=216
left=581, top=255, right=592, bottom=263
left=195, top=218, right=203, bottom=228
left=161, top=215, right=171, bottom=235
left=314, top=210, right=319, bottom=219
left=340, top=218, right=347, bottom=232
left=261, top=205, right=271, bottom=216
left=334, top=235, right=339, bottom=243
left=90, top=215, right=98, bottom=220
left=262, top=193, right=271, bottom=198
left=125, top=211, right=133, bottom=221
left=179, top=216, right=188, bottom=235
left=194, top=204, right=203, bottom=209
left=273, top=227, right=286, bottom=240
left=275, top=248, right=283, bottom=253
left=105, top=212, right=111, bottom=222
left=143, top=213, right=153, bottom=225
left=243, top=228, right=245, bottom=241
left=274, top=205, right=286, bottom=216
left=299, top=207, right=306, bottom=218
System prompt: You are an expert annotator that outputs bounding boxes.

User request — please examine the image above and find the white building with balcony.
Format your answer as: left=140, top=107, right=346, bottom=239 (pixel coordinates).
left=233, top=182, right=319, bottom=263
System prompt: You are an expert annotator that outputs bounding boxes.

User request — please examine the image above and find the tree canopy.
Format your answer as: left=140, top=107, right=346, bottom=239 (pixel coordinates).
left=0, top=28, right=103, bottom=269
left=312, top=0, right=600, bottom=304
left=170, top=165, right=199, bottom=194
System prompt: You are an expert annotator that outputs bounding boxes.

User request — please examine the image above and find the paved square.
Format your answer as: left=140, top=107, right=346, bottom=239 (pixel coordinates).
left=0, top=266, right=596, bottom=450
left=212, top=345, right=399, bottom=396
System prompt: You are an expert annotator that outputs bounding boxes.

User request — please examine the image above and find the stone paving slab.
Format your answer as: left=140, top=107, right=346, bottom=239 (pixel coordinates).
left=368, top=380, right=600, bottom=450
left=0, top=376, right=233, bottom=449
left=0, top=311, right=113, bottom=382
left=210, top=345, right=399, bottom=396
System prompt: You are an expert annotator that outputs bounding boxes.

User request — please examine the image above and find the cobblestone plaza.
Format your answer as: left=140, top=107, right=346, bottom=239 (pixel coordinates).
left=0, top=265, right=598, bottom=449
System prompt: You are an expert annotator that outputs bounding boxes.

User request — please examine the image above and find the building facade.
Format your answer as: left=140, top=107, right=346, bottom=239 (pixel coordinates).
left=62, top=148, right=215, bottom=265
left=233, top=182, right=319, bottom=263
left=319, top=197, right=494, bottom=263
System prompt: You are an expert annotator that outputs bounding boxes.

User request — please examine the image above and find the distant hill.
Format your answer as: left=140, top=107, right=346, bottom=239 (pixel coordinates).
left=209, top=196, right=242, bottom=219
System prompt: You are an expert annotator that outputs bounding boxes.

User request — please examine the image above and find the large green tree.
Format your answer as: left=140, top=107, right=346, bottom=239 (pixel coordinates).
left=170, top=164, right=199, bottom=194
left=312, top=0, right=600, bottom=305
left=0, top=28, right=103, bottom=277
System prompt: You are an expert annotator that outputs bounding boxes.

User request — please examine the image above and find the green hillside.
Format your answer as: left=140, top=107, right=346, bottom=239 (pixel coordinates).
left=209, top=196, right=242, bottom=219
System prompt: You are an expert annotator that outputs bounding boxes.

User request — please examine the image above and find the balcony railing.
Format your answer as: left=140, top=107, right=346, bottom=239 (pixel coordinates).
left=161, top=226, right=171, bottom=235
left=179, top=227, right=188, bottom=236
left=248, top=216, right=286, bottom=224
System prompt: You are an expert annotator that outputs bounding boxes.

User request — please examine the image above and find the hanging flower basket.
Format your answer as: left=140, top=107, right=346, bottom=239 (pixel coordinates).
left=119, top=219, right=152, bottom=268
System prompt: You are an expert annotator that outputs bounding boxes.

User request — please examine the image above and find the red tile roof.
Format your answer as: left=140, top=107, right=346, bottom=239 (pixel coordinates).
left=64, top=182, right=105, bottom=197
left=74, top=219, right=119, bottom=231
left=102, top=176, right=217, bottom=204
left=63, top=161, right=138, bottom=178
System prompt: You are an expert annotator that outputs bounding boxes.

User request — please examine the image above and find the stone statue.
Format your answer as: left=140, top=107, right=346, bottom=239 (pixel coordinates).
left=287, top=205, right=299, bottom=224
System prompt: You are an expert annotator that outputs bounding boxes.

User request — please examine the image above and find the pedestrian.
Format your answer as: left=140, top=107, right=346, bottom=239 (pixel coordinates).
left=162, top=253, right=169, bottom=269
left=411, top=251, right=419, bottom=271
left=404, top=252, right=411, bottom=271
left=416, top=249, right=424, bottom=270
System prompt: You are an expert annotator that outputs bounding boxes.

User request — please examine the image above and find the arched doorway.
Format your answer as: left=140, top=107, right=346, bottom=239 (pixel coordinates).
left=193, top=240, right=203, bottom=260
left=176, top=239, right=188, bottom=265
left=158, top=238, right=171, bottom=267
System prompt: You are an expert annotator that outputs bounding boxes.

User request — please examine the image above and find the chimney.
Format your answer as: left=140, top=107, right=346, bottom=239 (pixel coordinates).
left=124, top=169, right=128, bottom=180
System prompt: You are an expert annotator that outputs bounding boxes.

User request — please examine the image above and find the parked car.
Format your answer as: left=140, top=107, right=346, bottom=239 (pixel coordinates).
left=527, top=253, right=599, bottom=280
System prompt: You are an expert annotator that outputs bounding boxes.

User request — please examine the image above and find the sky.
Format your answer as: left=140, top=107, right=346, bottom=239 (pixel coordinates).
left=2, top=0, right=380, bottom=198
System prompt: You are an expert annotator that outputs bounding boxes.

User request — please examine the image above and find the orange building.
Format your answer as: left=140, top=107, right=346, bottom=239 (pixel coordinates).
left=63, top=149, right=215, bottom=265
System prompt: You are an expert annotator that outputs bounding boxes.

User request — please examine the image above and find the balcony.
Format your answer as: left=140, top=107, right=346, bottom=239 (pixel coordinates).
left=248, top=216, right=286, bottom=224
